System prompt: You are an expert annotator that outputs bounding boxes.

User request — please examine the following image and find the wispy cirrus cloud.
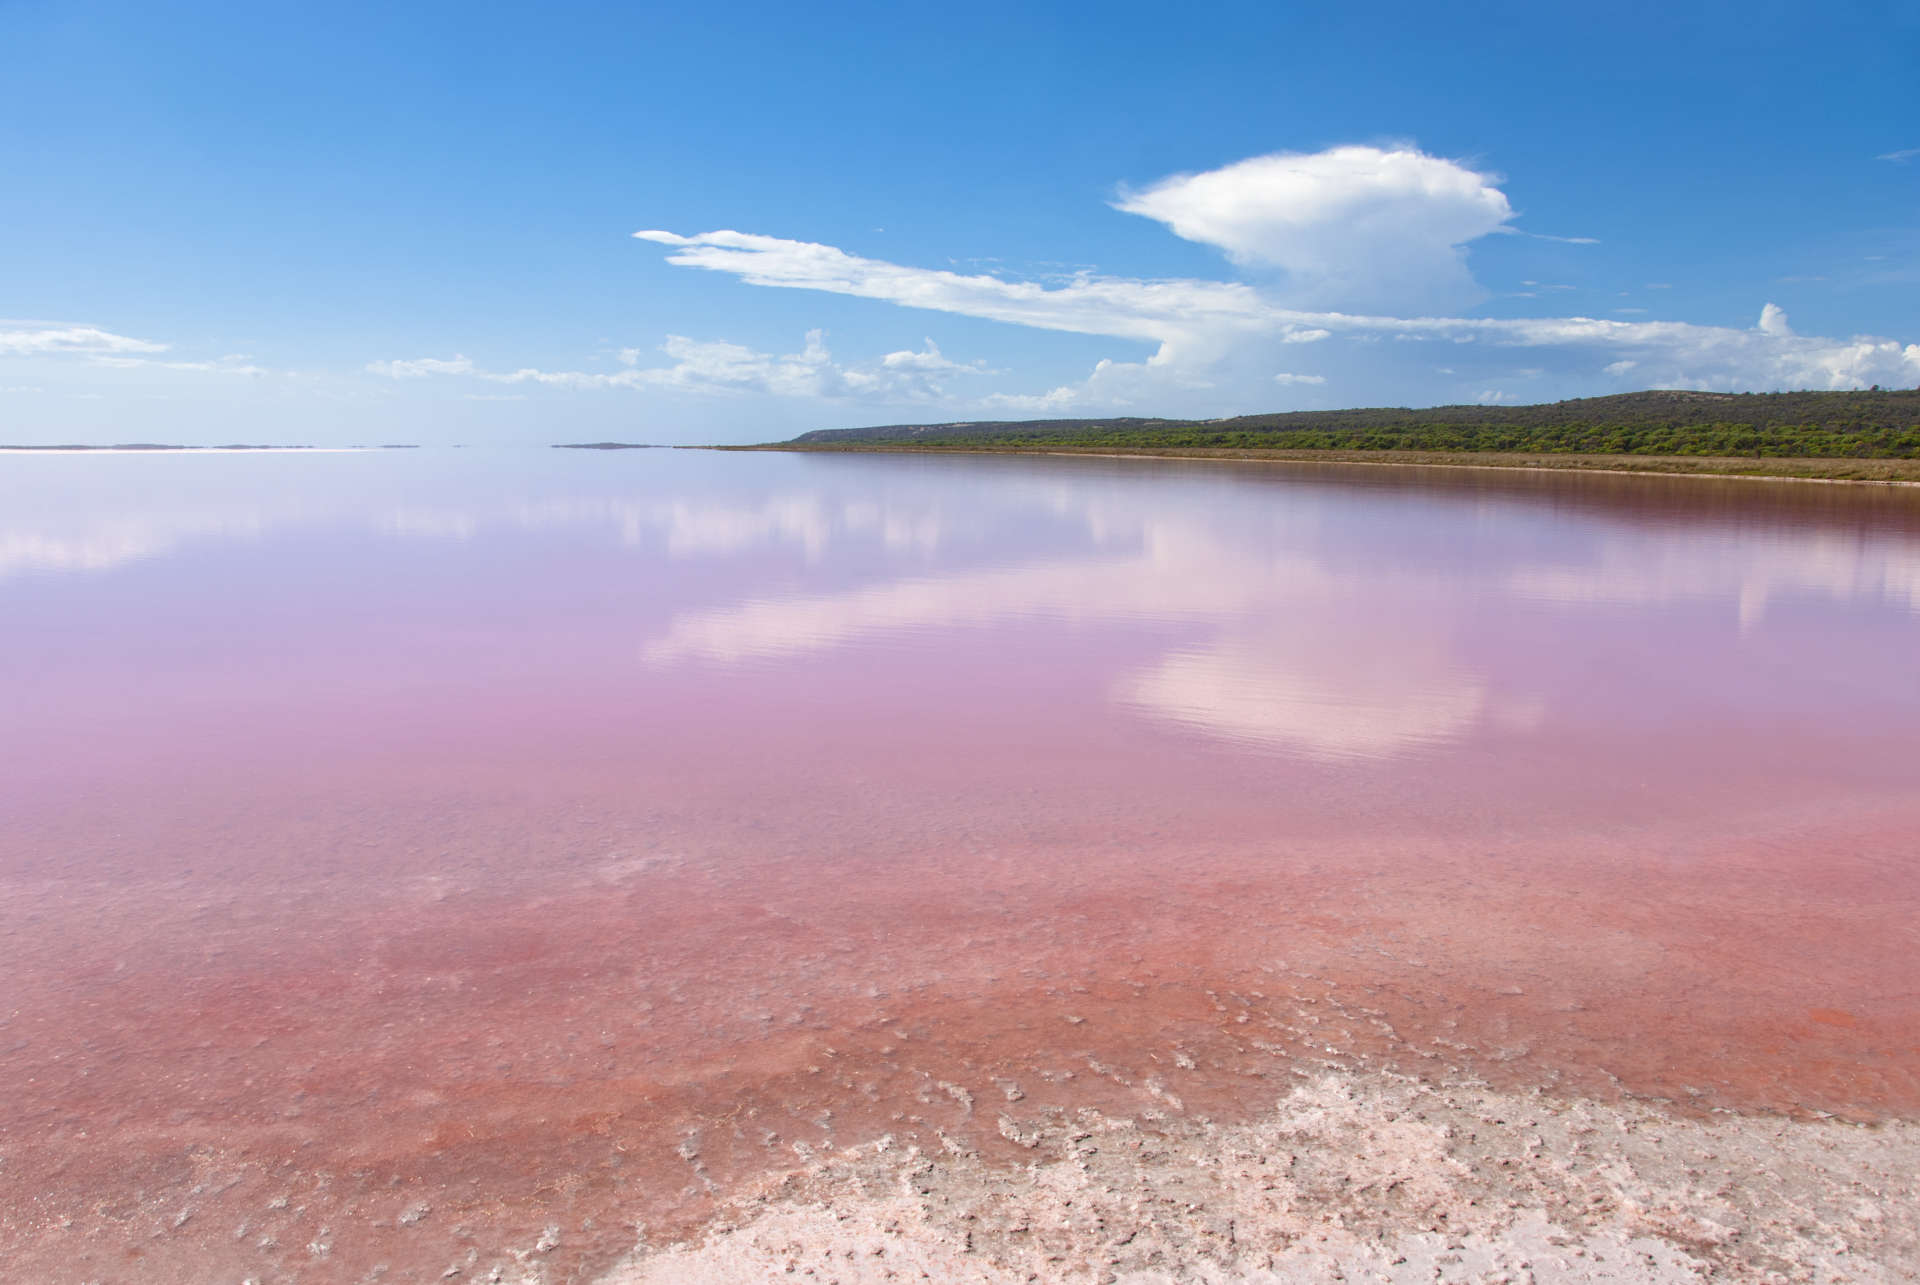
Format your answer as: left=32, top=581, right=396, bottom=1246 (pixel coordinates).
left=632, top=228, right=1290, bottom=363
left=0, top=323, right=169, bottom=357
left=1496, top=229, right=1602, bottom=245
left=631, top=226, right=1920, bottom=407
left=2, top=323, right=267, bottom=376
left=92, top=354, right=268, bottom=376
left=1876, top=147, right=1920, bottom=163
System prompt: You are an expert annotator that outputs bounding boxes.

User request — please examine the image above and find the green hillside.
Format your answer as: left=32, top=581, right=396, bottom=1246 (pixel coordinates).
left=785, top=389, right=1920, bottom=459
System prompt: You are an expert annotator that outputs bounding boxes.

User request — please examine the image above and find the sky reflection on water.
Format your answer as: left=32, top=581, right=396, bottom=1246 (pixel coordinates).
left=4, top=449, right=1919, bottom=776
left=7, top=449, right=1920, bottom=1282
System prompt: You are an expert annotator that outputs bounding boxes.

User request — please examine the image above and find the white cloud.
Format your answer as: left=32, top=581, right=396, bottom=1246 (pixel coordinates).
left=633, top=228, right=1281, bottom=366
left=1877, top=147, right=1920, bottom=163
left=366, top=354, right=477, bottom=378
left=1757, top=302, right=1792, bottom=337
left=0, top=326, right=267, bottom=381
left=1111, top=145, right=1514, bottom=311
left=880, top=338, right=983, bottom=373
left=980, top=386, right=1083, bottom=413
left=1273, top=372, right=1326, bottom=385
left=0, top=324, right=169, bottom=357
left=370, top=330, right=991, bottom=404
left=92, top=353, right=268, bottom=375
left=633, top=225, right=1920, bottom=409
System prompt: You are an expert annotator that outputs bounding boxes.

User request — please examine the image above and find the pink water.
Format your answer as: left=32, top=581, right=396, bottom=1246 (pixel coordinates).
left=3, top=450, right=1918, bottom=1281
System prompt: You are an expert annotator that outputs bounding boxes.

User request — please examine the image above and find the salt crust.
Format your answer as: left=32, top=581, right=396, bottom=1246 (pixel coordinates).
left=604, top=1071, right=1916, bottom=1284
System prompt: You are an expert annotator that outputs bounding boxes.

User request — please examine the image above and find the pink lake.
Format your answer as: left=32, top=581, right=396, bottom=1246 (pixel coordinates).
left=3, top=449, right=1919, bottom=1281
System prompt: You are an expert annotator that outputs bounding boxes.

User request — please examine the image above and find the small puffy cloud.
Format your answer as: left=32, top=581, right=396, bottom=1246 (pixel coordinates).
left=980, top=386, right=1083, bottom=413
left=366, top=354, right=477, bottom=378
left=1112, top=145, right=1514, bottom=310
left=369, top=330, right=992, bottom=404
left=467, top=332, right=842, bottom=397
left=1757, top=302, right=1792, bottom=337
left=880, top=338, right=984, bottom=374
left=1272, top=372, right=1326, bottom=385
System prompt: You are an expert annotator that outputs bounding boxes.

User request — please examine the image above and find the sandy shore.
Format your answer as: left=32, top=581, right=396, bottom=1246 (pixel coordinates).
left=608, top=1070, right=1918, bottom=1284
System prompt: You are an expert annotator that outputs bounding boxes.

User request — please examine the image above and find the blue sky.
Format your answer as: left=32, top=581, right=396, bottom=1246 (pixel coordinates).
left=3, top=0, right=1917, bottom=444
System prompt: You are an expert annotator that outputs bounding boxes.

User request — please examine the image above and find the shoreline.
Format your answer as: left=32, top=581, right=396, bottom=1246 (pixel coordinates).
left=731, top=442, right=1920, bottom=487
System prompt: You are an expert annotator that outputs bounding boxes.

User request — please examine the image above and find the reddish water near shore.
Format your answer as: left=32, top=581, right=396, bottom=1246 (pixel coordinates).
left=3, top=450, right=1918, bottom=1282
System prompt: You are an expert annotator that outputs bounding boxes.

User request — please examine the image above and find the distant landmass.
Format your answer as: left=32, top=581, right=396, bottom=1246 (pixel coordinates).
left=783, top=389, right=1920, bottom=460
left=552, top=442, right=665, bottom=450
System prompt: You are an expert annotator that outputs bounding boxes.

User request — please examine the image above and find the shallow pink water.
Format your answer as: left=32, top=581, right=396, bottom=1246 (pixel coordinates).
left=3, top=450, right=1919, bottom=1281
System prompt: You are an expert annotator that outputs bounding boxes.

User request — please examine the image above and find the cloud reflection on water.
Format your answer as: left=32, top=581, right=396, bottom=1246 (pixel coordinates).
left=633, top=471, right=1920, bottom=762
left=1507, top=528, right=1920, bottom=628
left=7, top=452, right=1919, bottom=764
left=638, top=512, right=1512, bottom=762
left=1118, top=631, right=1501, bottom=761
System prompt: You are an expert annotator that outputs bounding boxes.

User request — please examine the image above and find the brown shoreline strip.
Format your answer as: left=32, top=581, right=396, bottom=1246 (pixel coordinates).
left=723, top=441, right=1920, bottom=486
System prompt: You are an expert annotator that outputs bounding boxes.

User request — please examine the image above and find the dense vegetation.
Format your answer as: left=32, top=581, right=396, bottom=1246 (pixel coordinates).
left=786, top=389, right=1920, bottom=459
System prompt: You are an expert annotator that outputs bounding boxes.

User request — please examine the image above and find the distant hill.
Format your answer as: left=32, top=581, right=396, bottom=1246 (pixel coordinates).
left=786, top=389, right=1920, bottom=459
left=552, top=442, right=665, bottom=450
